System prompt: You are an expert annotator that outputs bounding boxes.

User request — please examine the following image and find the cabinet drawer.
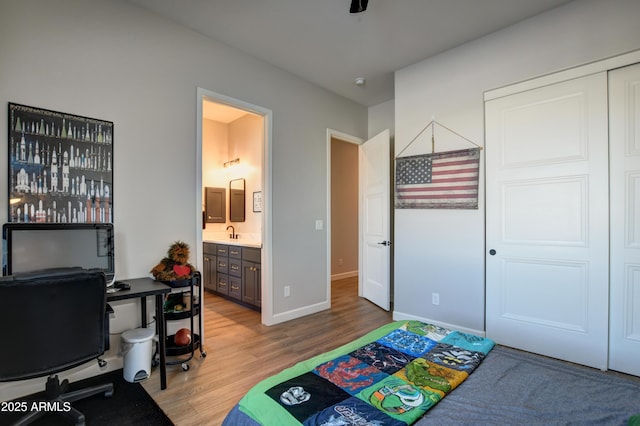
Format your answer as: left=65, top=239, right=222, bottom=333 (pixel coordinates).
left=216, top=245, right=228, bottom=256
left=229, top=259, right=242, bottom=277
left=217, top=274, right=229, bottom=295
left=242, top=247, right=261, bottom=263
left=228, top=246, right=242, bottom=259
left=229, top=276, right=242, bottom=300
left=203, top=242, right=216, bottom=255
left=217, top=258, right=229, bottom=274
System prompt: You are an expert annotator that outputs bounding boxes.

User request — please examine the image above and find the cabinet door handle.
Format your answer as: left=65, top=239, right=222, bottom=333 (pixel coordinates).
left=218, top=281, right=227, bottom=287
left=231, top=285, right=239, bottom=290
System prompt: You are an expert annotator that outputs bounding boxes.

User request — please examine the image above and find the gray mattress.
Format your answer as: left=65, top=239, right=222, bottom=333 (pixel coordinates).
left=223, top=345, right=640, bottom=425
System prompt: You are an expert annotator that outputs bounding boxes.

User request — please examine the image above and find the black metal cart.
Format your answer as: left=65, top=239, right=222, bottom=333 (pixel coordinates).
left=160, top=271, right=206, bottom=371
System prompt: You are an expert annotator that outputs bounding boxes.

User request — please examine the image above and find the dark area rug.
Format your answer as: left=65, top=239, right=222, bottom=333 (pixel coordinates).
left=1, top=369, right=173, bottom=426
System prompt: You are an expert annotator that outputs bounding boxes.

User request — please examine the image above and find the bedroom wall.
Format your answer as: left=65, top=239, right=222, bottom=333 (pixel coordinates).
left=368, top=99, right=395, bottom=140
left=393, top=0, right=640, bottom=334
left=0, top=0, right=366, bottom=399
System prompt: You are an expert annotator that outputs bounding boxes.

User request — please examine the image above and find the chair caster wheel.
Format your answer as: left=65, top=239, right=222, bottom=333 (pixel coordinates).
left=201, top=351, right=207, bottom=358
left=182, top=363, right=189, bottom=371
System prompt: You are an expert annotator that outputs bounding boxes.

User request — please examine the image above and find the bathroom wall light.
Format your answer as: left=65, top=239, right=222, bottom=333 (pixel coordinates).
left=10, top=196, right=22, bottom=205
left=223, top=158, right=240, bottom=168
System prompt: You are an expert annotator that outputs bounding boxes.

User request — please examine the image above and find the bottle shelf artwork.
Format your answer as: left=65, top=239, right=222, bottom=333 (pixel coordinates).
left=8, top=103, right=114, bottom=224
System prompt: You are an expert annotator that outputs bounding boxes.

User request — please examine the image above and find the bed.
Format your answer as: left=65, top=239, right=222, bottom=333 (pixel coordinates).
left=223, top=320, right=494, bottom=425
left=223, top=320, right=640, bottom=425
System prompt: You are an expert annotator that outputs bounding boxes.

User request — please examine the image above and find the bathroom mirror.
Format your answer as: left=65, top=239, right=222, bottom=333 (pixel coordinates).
left=205, top=187, right=226, bottom=223
left=229, top=178, right=245, bottom=222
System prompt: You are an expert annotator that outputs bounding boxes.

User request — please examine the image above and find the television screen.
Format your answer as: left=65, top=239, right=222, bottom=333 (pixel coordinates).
left=2, top=223, right=115, bottom=284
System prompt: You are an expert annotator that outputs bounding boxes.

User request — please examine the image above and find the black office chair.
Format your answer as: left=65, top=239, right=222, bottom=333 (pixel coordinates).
left=0, top=269, right=114, bottom=425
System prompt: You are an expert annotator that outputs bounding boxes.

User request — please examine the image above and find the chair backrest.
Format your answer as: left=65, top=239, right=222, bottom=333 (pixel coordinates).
left=0, top=269, right=107, bottom=381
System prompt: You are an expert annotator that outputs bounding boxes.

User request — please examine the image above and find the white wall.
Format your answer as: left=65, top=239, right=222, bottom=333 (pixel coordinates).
left=203, top=119, right=229, bottom=190
left=393, top=0, right=640, bottom=334
left=229, top=114, right=263, bottom=238
left=203, top=115, right=263, bottom=239
left=368, top=99, right=394, bottom=139
left=0, top=0, right=366, bottom=399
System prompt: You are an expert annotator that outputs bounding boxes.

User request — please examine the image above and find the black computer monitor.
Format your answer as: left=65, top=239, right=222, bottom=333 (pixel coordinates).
left=2, top=223, right=115, bottom=284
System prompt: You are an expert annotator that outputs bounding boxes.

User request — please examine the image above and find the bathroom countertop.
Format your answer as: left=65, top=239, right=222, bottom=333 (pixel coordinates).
left=203, top=238, right=262, bottom=248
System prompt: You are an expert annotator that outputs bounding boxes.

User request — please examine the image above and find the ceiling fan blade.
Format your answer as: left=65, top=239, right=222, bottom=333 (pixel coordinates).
left=350, top=0, right=369, bottom=14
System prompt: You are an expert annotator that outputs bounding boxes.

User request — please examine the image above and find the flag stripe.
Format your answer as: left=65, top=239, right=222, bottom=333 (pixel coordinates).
left=398, top=193, right=478, bottom=200
left=433, top=167, right=478, bottom=176
left=431, top=176, right=477, bottom=183
left=397, top=185, right=478, bottom=193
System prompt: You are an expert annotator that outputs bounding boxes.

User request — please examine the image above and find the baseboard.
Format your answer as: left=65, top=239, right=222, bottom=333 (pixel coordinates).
left=270, top=300, right=330, bottom=325
left=331, top=270, right=358, bottom=281
left=392, top=310, right=486, bottom=337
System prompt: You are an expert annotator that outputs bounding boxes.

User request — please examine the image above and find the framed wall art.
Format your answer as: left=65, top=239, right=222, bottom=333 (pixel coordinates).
left=8, top=103, right=114, bottom=223
left=253, top=191, right=262, bottom=213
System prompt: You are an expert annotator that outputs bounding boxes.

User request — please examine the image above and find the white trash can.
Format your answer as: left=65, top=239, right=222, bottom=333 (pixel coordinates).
left=121, top=327, right=155, bottom=383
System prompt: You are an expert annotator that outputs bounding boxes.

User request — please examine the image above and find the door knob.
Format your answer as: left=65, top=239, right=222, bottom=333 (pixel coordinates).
left=489, top=249, right=497, bottom=255
left=378, top=241, right=392, bottom=246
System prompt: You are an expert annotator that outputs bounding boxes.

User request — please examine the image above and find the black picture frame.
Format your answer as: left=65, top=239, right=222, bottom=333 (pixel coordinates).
left=8, top=103, right=114, bottom=223
left=253, top=191, right=262, bottom=213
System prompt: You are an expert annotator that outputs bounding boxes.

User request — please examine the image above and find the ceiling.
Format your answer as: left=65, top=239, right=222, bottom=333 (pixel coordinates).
left=127, top=0, right=573, bottom=107
left=203, top=101, right=249, bottom=123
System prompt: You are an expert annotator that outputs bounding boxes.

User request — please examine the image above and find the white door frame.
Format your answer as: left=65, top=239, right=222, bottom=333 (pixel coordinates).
left=196, top=88, right=274, bottom=325
left=326, top=129, right=364, bottom=301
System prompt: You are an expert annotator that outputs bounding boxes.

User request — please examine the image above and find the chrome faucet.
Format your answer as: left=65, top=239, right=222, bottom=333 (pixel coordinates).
left=226, top=225, right=237, bottom=239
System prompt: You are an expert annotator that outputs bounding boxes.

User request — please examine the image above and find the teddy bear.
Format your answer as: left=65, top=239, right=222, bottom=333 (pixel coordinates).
left=150, top=241, right=196, bottom=282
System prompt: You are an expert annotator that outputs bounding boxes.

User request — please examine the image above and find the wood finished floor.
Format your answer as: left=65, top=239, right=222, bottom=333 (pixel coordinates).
left=142, top=277, right=391, bottom=426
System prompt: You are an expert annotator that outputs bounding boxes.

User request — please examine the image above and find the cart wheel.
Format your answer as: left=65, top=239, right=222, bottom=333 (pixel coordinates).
left=182, top=363, right=190, bottom=371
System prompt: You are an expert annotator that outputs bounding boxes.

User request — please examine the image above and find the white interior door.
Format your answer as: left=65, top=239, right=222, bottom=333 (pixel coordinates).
left=609, top=62, right=640, bottom=376
left=485, top=73, right=610, bottom=370
left=359, top=129, right=391, bottom=310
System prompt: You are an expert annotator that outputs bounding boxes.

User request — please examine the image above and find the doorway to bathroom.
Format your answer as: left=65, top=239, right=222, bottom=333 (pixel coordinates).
left=195, top=88, right=273, bottom=325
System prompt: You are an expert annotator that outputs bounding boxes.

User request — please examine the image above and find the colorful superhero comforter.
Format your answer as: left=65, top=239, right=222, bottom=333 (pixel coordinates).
left=228, top=320, right=495, bottom=425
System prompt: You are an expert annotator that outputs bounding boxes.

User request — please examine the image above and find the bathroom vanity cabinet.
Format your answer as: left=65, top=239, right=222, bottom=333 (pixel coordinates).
left=202, top=242, right=261, bottom=310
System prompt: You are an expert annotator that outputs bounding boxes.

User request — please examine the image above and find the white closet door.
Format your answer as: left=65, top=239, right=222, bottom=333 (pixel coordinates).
left=609, top=63, right=640, bottom=376
left=485, top=72, right=609, bottom=370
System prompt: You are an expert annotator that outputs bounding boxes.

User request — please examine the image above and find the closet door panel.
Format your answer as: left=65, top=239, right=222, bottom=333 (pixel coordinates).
left=485, top=72, right=609, bottom=370
left=609, top=62, right=640, bottom=376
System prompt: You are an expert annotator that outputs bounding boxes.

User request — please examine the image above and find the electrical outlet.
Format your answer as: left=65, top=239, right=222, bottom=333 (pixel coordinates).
left=432, top=293, right=440, bottom=306
left=315, top=219, right=323, bottom=230
left=284, top=286, right=290, bottom=297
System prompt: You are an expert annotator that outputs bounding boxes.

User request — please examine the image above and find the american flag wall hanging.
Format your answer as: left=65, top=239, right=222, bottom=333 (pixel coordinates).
left=395, top=147, right=480, bottom=209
